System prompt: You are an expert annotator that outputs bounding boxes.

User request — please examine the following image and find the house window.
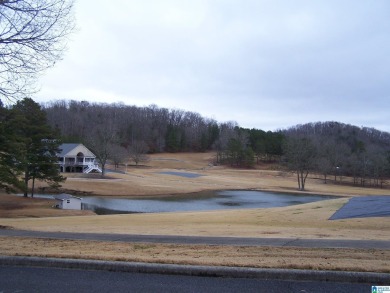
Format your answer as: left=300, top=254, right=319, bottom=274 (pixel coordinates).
left=77, top=152, right=84, bottom=163
left=67, top=200, right=70, bottom=204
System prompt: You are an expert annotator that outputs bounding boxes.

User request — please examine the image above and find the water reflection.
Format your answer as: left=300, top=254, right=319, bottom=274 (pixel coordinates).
left=81, top=190, right=334, bottom=215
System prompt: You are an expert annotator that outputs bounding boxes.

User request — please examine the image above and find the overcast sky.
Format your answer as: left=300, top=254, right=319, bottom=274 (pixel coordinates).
left=35, top=0, right=390, bottom=132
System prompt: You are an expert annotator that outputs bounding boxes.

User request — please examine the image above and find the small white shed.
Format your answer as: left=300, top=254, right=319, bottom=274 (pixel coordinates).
left=53, top=194, right=82, bottom=210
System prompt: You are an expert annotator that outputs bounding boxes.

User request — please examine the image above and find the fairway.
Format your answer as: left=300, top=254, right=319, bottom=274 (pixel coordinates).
left=1, top=152, right=390, bottom=240
left=0, top=152, right=389, bottom=272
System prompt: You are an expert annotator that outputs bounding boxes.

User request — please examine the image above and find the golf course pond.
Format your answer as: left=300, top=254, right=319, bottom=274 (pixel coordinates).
left=80, top=190, right=335, bottom=215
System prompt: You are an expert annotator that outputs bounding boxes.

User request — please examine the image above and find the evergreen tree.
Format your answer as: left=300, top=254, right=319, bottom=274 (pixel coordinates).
left=0, top=104, right=25, bottom=192
left=8, top=98, right=65, bottom=196
left=165, top=125, right=181, bottom=152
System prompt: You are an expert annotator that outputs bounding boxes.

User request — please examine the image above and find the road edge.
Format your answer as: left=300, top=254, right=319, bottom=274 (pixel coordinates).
left=0, top=256, right=389, bottom=284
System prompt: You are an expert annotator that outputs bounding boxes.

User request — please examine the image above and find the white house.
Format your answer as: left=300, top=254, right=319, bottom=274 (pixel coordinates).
left=53, top=194, right=82, bottom=210
left=58, top=143, right=102, bottom=173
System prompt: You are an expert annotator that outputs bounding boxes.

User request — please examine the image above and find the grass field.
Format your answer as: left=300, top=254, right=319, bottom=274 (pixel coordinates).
left=0, top=152, right=389, bottom=272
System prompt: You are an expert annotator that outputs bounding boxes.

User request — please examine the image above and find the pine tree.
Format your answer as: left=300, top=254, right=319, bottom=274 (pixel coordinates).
left=7, top=98, right=65, bottom=196
left=0, top=104, right=25, bottom=192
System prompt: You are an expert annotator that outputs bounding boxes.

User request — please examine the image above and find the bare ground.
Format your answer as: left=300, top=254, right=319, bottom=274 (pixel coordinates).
left=0, top=152, right=389, bottom=272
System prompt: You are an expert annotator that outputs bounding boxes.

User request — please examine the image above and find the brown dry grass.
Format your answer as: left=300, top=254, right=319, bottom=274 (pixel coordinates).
left=1, top=237, right=389, bottom=273
left=2, top=198, right=389, bottom=240
left=33, top=152, right=389, bottom=197
left=0, top=152, right=389, bottom=272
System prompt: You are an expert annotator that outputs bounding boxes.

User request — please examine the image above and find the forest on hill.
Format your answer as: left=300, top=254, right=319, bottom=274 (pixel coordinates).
left=42, top=100, right=390, bottom=189
left=1, top=99, right=389, bottom=193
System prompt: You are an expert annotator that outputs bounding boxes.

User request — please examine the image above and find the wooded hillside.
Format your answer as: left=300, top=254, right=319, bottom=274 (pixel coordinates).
left=42, top=100, right=390, bottom=189
left=283, top=122, right=390, bottom=189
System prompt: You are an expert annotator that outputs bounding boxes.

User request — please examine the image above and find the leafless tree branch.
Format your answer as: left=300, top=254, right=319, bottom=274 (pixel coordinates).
left=0, top=0, right=75, bottom=102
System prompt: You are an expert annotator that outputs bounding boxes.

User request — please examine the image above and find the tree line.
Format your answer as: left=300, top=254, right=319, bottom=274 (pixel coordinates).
left=43, top=100, right=390, bottom=190
left=282, top=122, right=390, bottom=190
left=1, top=98, right=389, bottom=194
left=42, top=100, right=284, bottom=171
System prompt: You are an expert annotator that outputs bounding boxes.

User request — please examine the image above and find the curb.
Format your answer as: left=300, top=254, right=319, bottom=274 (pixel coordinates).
left=1, top=256, right=389, bottom=284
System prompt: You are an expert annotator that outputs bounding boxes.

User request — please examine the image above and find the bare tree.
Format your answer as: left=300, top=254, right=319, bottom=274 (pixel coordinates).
left=86, top=110, right=118, bottom=176
left=314, top=138, right=349, bottom=184
left=283, top=136, right=317, bottom=191
left=0, top=0, right=75, bottom=101
left=213, top=121, right=238, bottom=164
left=109, top=144, right=128, bottom=170
left=128, top=140, right=149, bottom=166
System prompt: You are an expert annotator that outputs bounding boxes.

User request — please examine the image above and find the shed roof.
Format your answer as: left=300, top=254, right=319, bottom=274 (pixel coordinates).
left=53, top=193, right=81, bottom=201
left=58, top=143, right=95, bottom=158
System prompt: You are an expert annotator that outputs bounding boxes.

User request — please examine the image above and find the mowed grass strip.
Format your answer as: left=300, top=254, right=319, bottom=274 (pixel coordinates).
left=0, top=236, right=388, bottom=273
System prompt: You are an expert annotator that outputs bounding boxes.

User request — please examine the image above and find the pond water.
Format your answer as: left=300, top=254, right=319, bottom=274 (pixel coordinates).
left=158, top=171, right=203, bottom=178
left=80, top=190, right=334, bottom=215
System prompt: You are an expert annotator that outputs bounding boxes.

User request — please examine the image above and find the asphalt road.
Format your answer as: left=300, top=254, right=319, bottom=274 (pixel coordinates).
left=1, top=229, right=390, bottom=249
left=0, top=265, right=374, bottom=293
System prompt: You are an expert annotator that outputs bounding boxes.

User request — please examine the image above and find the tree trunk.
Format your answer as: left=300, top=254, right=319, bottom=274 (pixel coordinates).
left=31, top=176, right=35, bottom=198
left=101, top=163, right=106, bottom=177
left=296, top=169, right=309, bottom=191
left=302, top=170, right=309, bottom=190
left=23, top=173, right=29, bottom=197
left=297, top=171, right=301, bottom=190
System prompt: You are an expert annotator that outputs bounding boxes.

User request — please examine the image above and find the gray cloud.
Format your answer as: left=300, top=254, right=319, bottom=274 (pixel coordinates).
left=37, top=0, right=390, bottom=132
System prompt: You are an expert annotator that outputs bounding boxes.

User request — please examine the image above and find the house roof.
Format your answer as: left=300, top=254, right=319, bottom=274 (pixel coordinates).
left=58, top=143, right=95, bottom=158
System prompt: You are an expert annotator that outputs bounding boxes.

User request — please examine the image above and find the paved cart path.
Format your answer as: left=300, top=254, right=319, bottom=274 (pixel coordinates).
left=1, top=229, right=389, bottom=249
